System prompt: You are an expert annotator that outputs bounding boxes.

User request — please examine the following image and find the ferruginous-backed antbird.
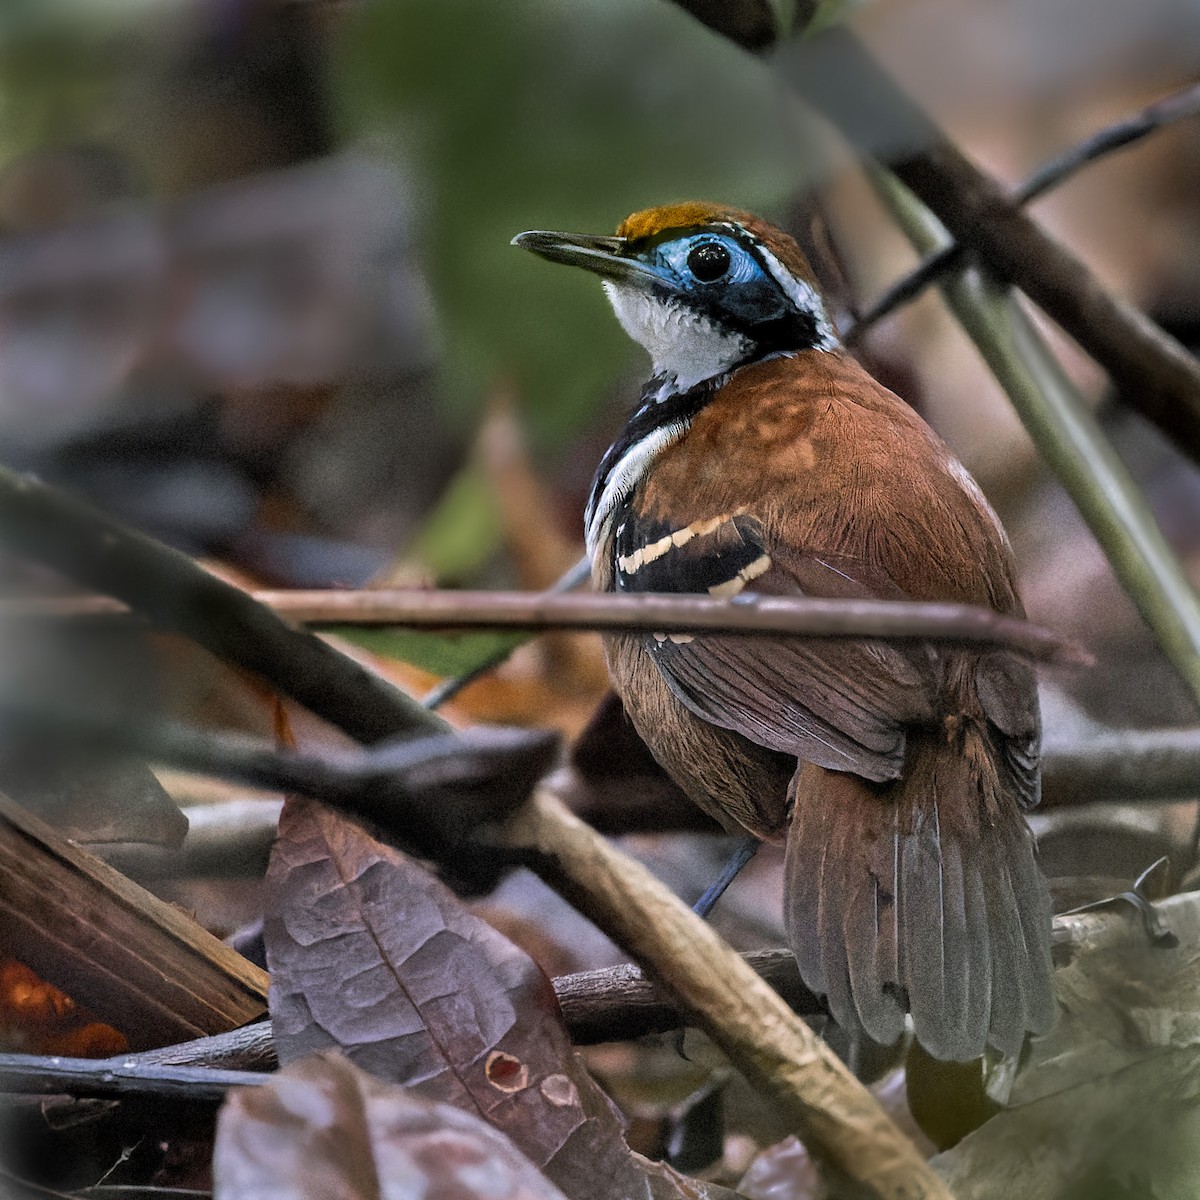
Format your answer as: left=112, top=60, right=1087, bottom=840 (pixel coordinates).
left=514, top=203, right=1054, bottom=1061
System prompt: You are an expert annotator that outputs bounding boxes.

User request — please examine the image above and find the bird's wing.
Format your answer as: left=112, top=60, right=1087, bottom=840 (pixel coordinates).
left=612, top=510, right=939, bottom=780
left=973, top=649, right=1041, bottom=808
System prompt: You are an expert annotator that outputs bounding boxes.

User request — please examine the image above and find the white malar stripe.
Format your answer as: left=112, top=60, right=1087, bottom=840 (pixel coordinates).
left=585, top=420, right=688, bottom=564
left=708, top=553, right=772, bottom=599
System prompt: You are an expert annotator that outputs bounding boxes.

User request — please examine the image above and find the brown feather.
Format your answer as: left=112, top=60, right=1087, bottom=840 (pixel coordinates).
left=599, top=349, right=1053, bottom=1059
left=784, top=728, right=1053, bottom=1061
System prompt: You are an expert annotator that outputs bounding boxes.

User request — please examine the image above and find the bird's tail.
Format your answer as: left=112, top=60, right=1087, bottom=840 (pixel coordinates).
left=783, top=728, right=1055, bottom=1061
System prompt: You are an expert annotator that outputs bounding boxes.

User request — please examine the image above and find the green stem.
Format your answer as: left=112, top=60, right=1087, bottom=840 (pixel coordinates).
left=869, top=164, right=1200, bottom=710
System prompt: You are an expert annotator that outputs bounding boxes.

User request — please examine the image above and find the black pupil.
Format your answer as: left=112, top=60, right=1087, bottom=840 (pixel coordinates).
left=687, top=241, right=731, bottom=283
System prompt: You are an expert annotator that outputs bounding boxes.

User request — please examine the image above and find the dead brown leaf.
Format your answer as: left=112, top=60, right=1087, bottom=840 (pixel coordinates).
left=263, top=797, right=745, bottom=1200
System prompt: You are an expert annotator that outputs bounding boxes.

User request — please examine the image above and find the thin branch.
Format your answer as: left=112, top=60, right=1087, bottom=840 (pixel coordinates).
left=422, top=555, right=592, bottom=709
left=0, top=703, right=558, bottom=863
left=90, top=721, right=1200, bottom=884
left=1040, top=728, right=1200, bottom=808
left=553, top=948, right=821, bottom=1044
left=0, top=1054, right=270, bottom=1103
left=0, top=587, right=1083, bottom=665
left=503, top=786, right=952, bottom=1200
left=79, top=951, right=821, bottom=1075
left=816, top=40, right=1200, bottom=463
left=1017, top=81, right=1200, bottom=206
left=847, top=80, right=1200, bottom=340
left=121, top=1020, right=279, bottom=1073
left=0, top=472, right=937, bottom=1196
left=38, top=920, right=1100, bottom=1096
left=868, top=165, right=1200, bottom=710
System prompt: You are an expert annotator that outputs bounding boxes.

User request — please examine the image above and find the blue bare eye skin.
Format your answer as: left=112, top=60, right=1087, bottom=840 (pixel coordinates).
left=650, top=234, right=793, bottom=329
left=656, top=235, right=757, bottom=286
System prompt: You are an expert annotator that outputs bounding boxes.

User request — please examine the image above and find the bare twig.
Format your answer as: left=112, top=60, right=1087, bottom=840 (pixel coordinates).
left=1041, top=728, right=1200, bottom=807
left=848, top=80, right=1200, bottom=340
left=0, top=471, right=939, bottom=1196
left=90, top=721, right=1200, bottom=883
left=0, top=1054, right=270, bottom=1104
left=801, top=37, right=1200, bottom=462
left=0, top=586, right=1082, bottom=664
left=83, top=951, right=821, bottom=1075
left=554, top=948, right=821, bottom=1044
left=422, top=555, right=592, bottom=709
left=0, top=703, right=557, bottom=862
left=67, top=921, right=1101, bottom=1086
left=503, top=785, right=952, bottom=1200
left=123, top=1020, right=278, bottom=1073
left=1017, top=81, right=1200, bottom=206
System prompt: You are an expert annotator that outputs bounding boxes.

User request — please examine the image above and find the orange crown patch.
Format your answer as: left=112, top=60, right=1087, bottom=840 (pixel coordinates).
left=615, top=202, right=820, bottom=289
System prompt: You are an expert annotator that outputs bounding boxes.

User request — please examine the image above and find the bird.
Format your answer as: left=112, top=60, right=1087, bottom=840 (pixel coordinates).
left=513, top=202, right=1055, bottom=1062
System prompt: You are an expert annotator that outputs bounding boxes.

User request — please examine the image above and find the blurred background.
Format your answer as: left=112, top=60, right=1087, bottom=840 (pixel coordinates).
left=1, top=0, right=1200, bottom=1181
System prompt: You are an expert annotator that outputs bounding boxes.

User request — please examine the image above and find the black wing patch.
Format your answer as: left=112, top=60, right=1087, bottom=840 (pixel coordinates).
left=615, top=511, right=768, bottom=595
left=613, top=510, right=938, bottom=780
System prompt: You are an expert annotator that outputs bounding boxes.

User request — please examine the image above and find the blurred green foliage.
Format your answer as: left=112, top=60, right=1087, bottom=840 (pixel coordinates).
left=339, top=626, right=526, bottom=678
left=0, top=0, right=178, bottom=161
left=407, top=463, right=505, bottom=582
left=338, top=0, right=821, bottom=450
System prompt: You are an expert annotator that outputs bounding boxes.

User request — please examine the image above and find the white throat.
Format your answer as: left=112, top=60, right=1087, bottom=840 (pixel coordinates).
left=603, top=281, right=752, bottom=393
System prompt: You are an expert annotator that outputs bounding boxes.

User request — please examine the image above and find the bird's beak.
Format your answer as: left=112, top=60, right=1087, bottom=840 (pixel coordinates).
left=512, top=229, right=663, bottom=288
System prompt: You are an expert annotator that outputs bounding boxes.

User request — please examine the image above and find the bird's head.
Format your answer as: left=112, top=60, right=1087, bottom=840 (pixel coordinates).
left=514, top=202, right=839, bottom=392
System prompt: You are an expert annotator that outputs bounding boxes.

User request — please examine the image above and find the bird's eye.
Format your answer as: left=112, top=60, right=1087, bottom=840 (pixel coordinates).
left=686, top=241, right=731, bottom=283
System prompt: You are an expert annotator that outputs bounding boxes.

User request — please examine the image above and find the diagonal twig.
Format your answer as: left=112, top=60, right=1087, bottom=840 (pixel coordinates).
left=0, top=1055, right=271, bottom=1104
left=848, top=80, right=1200, bottom=341
left=422, top=555, right=592, bottom=709
left=0, top=473, right=943, bottom=1197
left=0, top=703, right=558, bottom=862
left=0, top=469, right=445, bottom=746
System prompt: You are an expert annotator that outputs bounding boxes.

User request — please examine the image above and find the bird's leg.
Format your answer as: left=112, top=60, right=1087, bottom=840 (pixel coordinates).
left=693, top=834, right=761, bottom=918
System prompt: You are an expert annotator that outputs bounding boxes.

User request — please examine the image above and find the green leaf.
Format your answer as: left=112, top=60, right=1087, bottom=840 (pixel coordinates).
left=335, top=627, right=526, bottom=678
left=408, top=464, right=504, bottom=583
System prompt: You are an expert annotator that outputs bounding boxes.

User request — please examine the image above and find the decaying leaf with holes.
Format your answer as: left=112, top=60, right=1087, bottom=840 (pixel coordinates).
left=263, top=796, right=742, bottom=1200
